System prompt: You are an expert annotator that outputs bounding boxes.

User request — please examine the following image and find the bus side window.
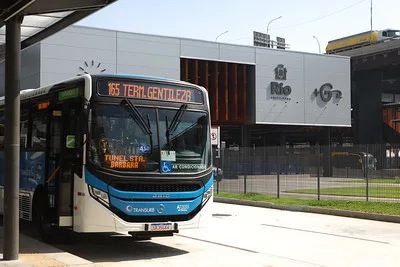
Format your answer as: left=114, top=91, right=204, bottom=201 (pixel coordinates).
left=20, top=113, right=29, bottom=149
left=0, top=122, right=4, bottom=151
left=31, top=113, right=47, bottom=149
left=383, top=31, right=387, bottom=37
left=0, top=112, right=4, bottom=150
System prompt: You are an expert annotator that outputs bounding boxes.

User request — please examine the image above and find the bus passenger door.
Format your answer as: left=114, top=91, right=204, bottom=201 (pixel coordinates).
left=48, top=104, right=80, bottom=227
left=46, top=109, right=61, bottom=225
left=58, top=104, right=81, bottom=227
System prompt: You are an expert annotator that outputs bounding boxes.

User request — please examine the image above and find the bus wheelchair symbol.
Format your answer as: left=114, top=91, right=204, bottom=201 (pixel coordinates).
left=161, top=161, right=172, bottom=173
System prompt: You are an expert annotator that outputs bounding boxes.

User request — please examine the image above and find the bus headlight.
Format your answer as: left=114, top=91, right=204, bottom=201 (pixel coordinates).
left=202, top=186, right=213, bottom=206
left=88, top=185, right=110, bottom=207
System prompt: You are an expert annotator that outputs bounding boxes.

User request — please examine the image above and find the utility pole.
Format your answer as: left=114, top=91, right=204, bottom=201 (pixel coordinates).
left=370, top=0, right=373, bottom=32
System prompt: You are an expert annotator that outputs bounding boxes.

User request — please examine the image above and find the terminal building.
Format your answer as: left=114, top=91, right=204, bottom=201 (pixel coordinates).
left=0, top=25, right=352, bottom=149
left=331, top=37, right=400, bottom=145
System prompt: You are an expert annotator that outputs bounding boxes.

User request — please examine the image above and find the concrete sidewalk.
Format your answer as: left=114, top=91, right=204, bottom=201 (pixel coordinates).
left=0, top=227, right=95, bottom=267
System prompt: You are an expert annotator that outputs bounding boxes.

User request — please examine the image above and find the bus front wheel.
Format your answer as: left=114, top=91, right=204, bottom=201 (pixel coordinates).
left=32, top=190, right=55, bottom=243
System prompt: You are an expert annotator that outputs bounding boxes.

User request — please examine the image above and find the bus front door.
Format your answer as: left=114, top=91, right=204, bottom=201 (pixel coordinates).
left=48, top=104, right=80, bottom=228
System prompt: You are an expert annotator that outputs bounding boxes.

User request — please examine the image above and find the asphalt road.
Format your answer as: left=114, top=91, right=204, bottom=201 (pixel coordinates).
left=14, top=202, right=400, bottom=267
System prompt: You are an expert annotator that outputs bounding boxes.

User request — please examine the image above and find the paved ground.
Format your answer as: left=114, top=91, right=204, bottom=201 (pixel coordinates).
left=1, top=201, right=400, bottom=266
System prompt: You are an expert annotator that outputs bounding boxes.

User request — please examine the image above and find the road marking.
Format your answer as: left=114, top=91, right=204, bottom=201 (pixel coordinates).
left=261, top=223, right=389, bottom=244
left=176, top=234, right=258, bottom=253
left=177, top=234, right=325, bottom=266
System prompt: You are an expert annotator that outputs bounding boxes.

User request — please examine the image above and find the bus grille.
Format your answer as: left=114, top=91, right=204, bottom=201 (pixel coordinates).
left=19, top=193, right=31, bottom=221
left=111, top=183, right=201, bottom=192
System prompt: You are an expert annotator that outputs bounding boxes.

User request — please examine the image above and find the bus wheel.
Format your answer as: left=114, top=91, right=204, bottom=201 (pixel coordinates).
left=32, top=193, right=55, bottom=243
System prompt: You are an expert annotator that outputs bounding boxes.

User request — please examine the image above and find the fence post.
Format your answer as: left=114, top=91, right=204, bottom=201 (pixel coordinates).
left=277, top=146, right=280, bottom=198
left=244, top=147, right=247, bottom=194
left=244, top=174, right=247, bottom=194
left=316, top=144, right=321, bottom=200
left=366, top=144, right=369, bottom=201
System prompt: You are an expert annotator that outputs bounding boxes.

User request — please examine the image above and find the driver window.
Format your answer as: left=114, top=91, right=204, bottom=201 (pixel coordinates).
left=31, top=113, right=47, bottom=149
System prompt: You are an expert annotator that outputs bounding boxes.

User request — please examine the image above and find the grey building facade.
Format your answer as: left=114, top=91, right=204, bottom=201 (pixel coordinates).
left=0, top=25, right=351, bottom=147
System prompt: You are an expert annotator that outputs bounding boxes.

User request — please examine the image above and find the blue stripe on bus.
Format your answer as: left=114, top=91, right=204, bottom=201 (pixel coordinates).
left=85, top=167, right=214, bottom=199
left=85, top=168, right=108, bottom=192
left=204, top=174, right=214, bottom=191
left=109, top=195, right=203, bottom=216
left=108, top=186, right=204, bottom=200
left=108, top=173, right=213, bottom=200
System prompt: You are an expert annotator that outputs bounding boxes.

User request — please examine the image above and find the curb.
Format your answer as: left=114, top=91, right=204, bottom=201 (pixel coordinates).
left=214, top=197, right=400, bottom=223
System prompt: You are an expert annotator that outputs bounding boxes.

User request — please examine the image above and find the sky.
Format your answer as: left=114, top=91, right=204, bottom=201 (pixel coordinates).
left=76, top=0, right=400, bottom=54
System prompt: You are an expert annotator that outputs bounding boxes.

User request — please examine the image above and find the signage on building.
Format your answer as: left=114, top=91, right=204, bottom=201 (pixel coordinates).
left=313, top=83, right=342, bottom=102
left=269, top=64, right=292, bottom=100
left=211, top=126, right=220, bottom=147
left=78, top=60, right=106, bottom=75
left=276, top=37, right=286, bottom=50
left=253, top=31, right=270, bottom=47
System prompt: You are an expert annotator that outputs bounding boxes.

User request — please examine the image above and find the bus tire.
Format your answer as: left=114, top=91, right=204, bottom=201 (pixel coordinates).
left=32, top=188, right=56, bottom=243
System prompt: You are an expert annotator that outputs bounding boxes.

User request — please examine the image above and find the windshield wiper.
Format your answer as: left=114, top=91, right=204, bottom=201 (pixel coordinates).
left=165, top=104, right=187, bottom=151
left=168, top=104, right=187, bottom=135
left=120, top=99, right=152, bottom=136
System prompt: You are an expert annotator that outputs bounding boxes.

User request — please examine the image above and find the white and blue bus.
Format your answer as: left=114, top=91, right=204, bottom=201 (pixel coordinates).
left=0, top=74, right=213, bottom=241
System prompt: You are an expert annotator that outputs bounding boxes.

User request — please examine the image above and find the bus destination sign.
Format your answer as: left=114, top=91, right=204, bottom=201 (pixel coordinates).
left=97, top=80, right=203, bottom=104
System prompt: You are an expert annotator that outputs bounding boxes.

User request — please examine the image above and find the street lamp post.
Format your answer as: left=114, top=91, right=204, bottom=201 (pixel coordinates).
left=266, top=16, right=282, bottom=34
left=313, top=35, right=321, bottom=54
left=215, top=30, right=229, bottom=42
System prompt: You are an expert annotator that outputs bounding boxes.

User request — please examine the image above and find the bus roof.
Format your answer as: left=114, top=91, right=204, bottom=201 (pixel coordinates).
left=94, top=73, right=181, bottom=83
left=0, top=73, right=205, bottom=106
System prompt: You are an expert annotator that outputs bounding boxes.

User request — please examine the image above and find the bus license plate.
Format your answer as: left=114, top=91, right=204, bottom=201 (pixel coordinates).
left=149, top=223, right=173, bottom=231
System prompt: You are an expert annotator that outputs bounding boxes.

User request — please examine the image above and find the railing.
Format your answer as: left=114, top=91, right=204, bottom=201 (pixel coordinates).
left=213, top=144, right=400, bottom=203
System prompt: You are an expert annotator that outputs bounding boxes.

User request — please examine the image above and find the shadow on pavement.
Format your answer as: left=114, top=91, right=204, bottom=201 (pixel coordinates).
left=55, top=233, right=189, bottom=263
left=1, top=215, right=188, bottom=263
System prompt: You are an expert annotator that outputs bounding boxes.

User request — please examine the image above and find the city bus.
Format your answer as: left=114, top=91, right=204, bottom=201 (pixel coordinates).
left=0, top=73, right=213, bottom=242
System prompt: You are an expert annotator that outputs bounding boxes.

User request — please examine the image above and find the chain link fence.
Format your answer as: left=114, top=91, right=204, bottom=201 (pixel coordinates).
left=213, top=144, right=400, bottom=202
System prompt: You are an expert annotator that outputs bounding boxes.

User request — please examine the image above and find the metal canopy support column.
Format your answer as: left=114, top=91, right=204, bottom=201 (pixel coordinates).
left=3, top=14, right=22, bottom=261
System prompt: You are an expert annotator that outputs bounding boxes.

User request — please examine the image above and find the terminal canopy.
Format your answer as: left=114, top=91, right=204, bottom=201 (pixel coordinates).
left=0, top=0, right=117, bottom=62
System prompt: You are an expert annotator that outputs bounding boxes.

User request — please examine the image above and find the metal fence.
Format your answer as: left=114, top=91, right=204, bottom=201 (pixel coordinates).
left=213, top=144, right=400, bottom=203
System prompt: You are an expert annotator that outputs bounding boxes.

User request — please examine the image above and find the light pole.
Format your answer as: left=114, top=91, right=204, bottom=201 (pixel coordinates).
left=313, top=35, right=321, bottom=54
left=266, top=16, right=282, bottom=34
left=215, top=30, right=229, bottom=42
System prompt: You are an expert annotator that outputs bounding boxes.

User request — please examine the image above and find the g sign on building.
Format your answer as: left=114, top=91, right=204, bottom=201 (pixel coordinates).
left=313, top=83, right=342, bottom=103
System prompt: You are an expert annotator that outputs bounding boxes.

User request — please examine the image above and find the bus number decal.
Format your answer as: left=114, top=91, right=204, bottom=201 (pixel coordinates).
left=107, top=82, right=193, bottom=102
left=99, top=80, right=203, bottom=104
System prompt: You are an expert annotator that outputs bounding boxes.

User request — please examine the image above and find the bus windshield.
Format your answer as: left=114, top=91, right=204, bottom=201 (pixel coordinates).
left=88, top=103, right=211, bottom=173
left=159, top=107, right=210, bottom=173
